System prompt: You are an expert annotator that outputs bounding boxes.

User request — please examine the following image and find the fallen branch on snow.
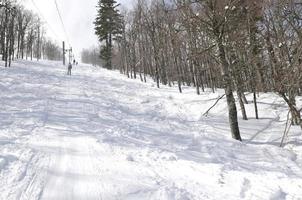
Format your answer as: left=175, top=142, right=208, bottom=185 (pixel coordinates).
left=280, top=110, right=292, bottom=147
left=203, top=94, right=226, bottom=117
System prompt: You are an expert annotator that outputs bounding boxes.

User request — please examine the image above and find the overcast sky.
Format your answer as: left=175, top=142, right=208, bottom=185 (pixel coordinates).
left=21, top=0, right=132, bottom=58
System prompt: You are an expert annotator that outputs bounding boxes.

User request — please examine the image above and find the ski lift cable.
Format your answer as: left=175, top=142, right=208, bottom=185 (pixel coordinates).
left=53, top=0, right=78, bottom=59
left=30, top=0, right=62, bottom=42
left=54, top=0, right=71, bottom=47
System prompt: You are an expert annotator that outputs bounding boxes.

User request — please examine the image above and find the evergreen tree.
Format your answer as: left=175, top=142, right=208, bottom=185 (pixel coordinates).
left=94, top=0, right=123, bottom=69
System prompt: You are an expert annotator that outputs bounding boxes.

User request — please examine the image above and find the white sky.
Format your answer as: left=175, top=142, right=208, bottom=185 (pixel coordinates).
left=21, top=0, right=132, bottom=58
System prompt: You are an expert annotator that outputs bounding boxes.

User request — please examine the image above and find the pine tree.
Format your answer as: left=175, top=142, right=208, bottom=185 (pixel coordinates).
left=94, top=0, right=123, bottom=69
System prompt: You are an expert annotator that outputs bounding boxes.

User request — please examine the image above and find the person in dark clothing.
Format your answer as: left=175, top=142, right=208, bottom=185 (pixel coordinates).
left=73, top=59, right=76, bottom=65
left=68, top=63, right=72, bottom=75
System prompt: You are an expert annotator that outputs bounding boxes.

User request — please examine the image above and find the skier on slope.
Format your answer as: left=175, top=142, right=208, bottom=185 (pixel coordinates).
left=67, top=62, right=72, bottom=76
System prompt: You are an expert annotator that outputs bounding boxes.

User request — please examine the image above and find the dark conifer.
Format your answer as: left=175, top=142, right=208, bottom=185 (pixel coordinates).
left=94, top=0, right=123, bottom=69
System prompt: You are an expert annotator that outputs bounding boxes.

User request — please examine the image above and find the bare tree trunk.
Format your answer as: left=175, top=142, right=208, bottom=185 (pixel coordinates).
left=253, top=92, right=259, bottom=120
left=193, top=65, right=200, bottom=95
left=216, top=34, right=242, bottom=141
left=237, top=91, right=248, bottom=120
left=280, top=92, right=302, bottom=128
left=242, top=93, right=248, bottom=104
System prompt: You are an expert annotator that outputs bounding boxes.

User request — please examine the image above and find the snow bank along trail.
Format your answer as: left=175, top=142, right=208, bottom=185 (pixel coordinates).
left=0, top=60, right=302, bottom=200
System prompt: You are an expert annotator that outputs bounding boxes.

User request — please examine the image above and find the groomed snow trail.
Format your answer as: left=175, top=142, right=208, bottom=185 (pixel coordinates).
left=1, top=60, right=302, bottom=200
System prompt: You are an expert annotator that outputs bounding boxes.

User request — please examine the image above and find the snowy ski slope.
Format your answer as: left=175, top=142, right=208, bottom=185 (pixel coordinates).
left=0, top=60, right=302, bottom=200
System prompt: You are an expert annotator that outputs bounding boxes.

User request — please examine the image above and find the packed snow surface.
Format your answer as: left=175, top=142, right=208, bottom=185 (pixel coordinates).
left=0, top=60, right=302, bottom=200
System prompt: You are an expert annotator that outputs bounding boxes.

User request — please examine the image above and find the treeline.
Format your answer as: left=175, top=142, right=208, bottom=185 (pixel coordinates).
left=42, top=39, right=62, bottom=61
left=99, top=0, right=302, bottom=141
left=0, top=0, right=62, bottom=67
left=81, top=46, right=104, bottom=67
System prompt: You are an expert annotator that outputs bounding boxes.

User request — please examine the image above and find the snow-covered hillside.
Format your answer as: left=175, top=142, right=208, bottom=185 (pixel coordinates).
left=0, top=60, right=302, bottom=200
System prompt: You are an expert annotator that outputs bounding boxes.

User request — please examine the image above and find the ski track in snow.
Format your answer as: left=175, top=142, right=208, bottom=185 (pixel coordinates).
left=0, top=60, right=302, bottom=200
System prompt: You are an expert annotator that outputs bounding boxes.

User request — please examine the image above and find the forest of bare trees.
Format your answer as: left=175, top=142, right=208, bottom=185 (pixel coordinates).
left=100, top=0, right=302, bottom=141
left=0, top=0, right=62, bottom=67
left=2, top=0, right=302, bottom=142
